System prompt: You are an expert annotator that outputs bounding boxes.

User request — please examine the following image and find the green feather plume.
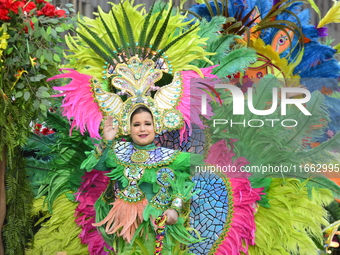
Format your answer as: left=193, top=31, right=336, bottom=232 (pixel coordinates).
left=212, top=47, right=257, bottom=79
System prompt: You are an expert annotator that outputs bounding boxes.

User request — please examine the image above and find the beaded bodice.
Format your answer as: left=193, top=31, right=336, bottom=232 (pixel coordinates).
left=111, top=142, right=180, bottom=210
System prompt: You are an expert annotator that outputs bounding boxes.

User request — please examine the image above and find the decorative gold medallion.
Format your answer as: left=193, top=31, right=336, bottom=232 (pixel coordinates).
left=131, top=150, right=150, bottom=163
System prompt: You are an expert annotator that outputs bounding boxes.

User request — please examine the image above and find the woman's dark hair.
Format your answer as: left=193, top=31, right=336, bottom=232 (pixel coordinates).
left=130, top=106, right=153, bottom=123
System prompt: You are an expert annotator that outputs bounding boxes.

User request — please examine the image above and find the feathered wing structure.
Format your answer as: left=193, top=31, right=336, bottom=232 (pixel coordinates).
left=203, top=74, right=340, bottom=254
left=64, top=1, right=212, bottom=78
left=74, top=170, right=113, bottom=254
left=189, top=0, right=340, bottom=143
left=248, top=179, right=333, bottom=255
left=49, top=69, right=103, bottom=139
left=26, top=193, right=88, bottom=255
left=177, top=66, right=220, bottom=143
left=194, top=139, right=263, bottom=255
left=26, top=1, right=340, bottom=255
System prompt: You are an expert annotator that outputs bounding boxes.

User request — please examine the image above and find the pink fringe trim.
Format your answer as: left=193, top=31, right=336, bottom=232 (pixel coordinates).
left=93, top=198, right=148, bottom=243
left=177, top=65, right=219, bottom=144
left=205, top=139, right=263, bottom=254
left=48, top=69, right=103, bottom=139
left=75, top=170, right=113, bottom=255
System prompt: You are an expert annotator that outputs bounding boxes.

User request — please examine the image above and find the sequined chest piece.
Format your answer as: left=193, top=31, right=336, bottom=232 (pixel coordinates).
left=115, top=142, right=177, bottom=209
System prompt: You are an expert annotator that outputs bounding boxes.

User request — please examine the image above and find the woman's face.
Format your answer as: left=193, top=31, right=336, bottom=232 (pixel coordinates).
left=130, top=111, right=155, bottom=146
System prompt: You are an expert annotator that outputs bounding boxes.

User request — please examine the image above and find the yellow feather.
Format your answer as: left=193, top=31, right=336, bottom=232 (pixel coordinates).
left=249, top=178, right=332, bottom=255
left=334, top=42, right=340, bottom=53
left=317, top=0, right=340, bottom=28
left=26, top=193, right=88, bottom=255
left=249, top=37, right=301, bottom=81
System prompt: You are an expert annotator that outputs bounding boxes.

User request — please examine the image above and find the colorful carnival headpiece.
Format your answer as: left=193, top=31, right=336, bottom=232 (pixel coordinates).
left=93, top=57, right=184, bottom=135
left=50, top=0, right=216, bottom=138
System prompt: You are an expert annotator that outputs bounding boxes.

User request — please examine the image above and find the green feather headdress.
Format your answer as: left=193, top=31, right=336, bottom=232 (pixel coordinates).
left=65, top=0, right=213, bottom=84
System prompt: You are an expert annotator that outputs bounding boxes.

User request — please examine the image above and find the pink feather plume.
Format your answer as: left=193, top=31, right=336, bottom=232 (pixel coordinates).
left=48, top=69, right=103, bottom=139
left=177, top=65, right=219, bottom=144
left=74, top=170, right=113, bottom=255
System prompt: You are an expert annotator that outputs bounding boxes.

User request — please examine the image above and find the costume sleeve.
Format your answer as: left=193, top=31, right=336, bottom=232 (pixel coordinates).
left=165, top=151, right=204, bottom=246
left=81, top=140, right=116, bottom=171
left=169, top=152, right=202, bottom=213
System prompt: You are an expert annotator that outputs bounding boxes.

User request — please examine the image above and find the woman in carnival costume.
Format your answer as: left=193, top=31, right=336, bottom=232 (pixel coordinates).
left=26, top=0, right=340, bottom=254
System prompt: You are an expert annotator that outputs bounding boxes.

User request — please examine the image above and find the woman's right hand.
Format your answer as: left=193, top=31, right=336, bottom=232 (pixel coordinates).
left=103, top=116, right=118, bottom=141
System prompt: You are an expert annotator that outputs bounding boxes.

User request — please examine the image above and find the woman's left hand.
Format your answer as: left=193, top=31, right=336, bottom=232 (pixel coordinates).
left=163, top=209, right=178, bottom=225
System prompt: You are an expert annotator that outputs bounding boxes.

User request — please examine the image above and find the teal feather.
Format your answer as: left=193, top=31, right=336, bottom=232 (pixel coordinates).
left=121, top=3, right=136, bottom=56
left=297, top=131, right=340, bottom=163
left=153, top=25, right=199, bottom=60
left=111, top=9, right=129, bottom=61
left=302, top=177, right=340, bottom=199
left=25, top=108, right=93, bottom=212
left=98, top=12, right=122, bottom=61
left=326, top=201, right=340, bottom=223
left=77, top=31, right=115, bottom=66
left=23, top=133, right=54, bottom=157
left=249, top=177, right=272, bottom=208
left=78, top=22, right=120, bottom=64
left=143, top=3, right=167, bottom=59
left=26, top=157, right=53, bottom=197
left=45, top=109, right=68, bottom=129
left=284, top=91, right=329, bottom=149
left=149, top=5, right=173, bottom=59
left=166, top=221, right=201, bottom=245
left=205, top=35, right=241, bottom=66
left=212, top=47, right=257, bottom=77
left=197, top=16, right=227, bottom=43
left=138, top=1, right=155, bottom=56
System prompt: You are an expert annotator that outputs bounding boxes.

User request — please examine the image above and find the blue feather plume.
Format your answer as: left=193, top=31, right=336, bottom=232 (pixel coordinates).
left=294, top=42, right=338, bottom=74
left=255, top=0, right=273, bottom=18
left=299, top=59, right=340, bottom=81
left=188, top=1, right=222, bottom=21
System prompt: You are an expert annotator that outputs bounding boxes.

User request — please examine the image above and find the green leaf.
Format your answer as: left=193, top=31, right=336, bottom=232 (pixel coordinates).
left=46, top=26, right=52, bottom=35
left=49, top=19, right=59, bottom=24
left=41, top=99, right=50, bottom=105
left=45, top=52, right=53, bottom=62
left=42, top=91, right=50, bottom=98
left=40, top=27, right=47, bottom=39
left=36, top=48, right=43, bottom=58
left=39, top=103, right=47, bottom=111
left=15, top=91, right=23, bottom=98
left=61, top=23, right=69, bottom=30
left=53, top=54, right=61, bottom=62
left=34, top=28, right=41, bottom=38
left=40, top=54, right=45, bottom=64
left=6, top=47, right=13, bottom=54
left=54, top=46, right=63, bottom=54
left=56, top=27, right=64, bottom=32
left=40, top=65, right=47, bottom=70
left=24, top=91, right=30, bottom=101
left=16, top=83, right=25, bottom=89
left=51, top=29, right=57, bottom=37
left=33, top=100, right=40, bottom=110
left=30, top=74, right=46, bottom=82
left=38, top=86, right=49, bottom=92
